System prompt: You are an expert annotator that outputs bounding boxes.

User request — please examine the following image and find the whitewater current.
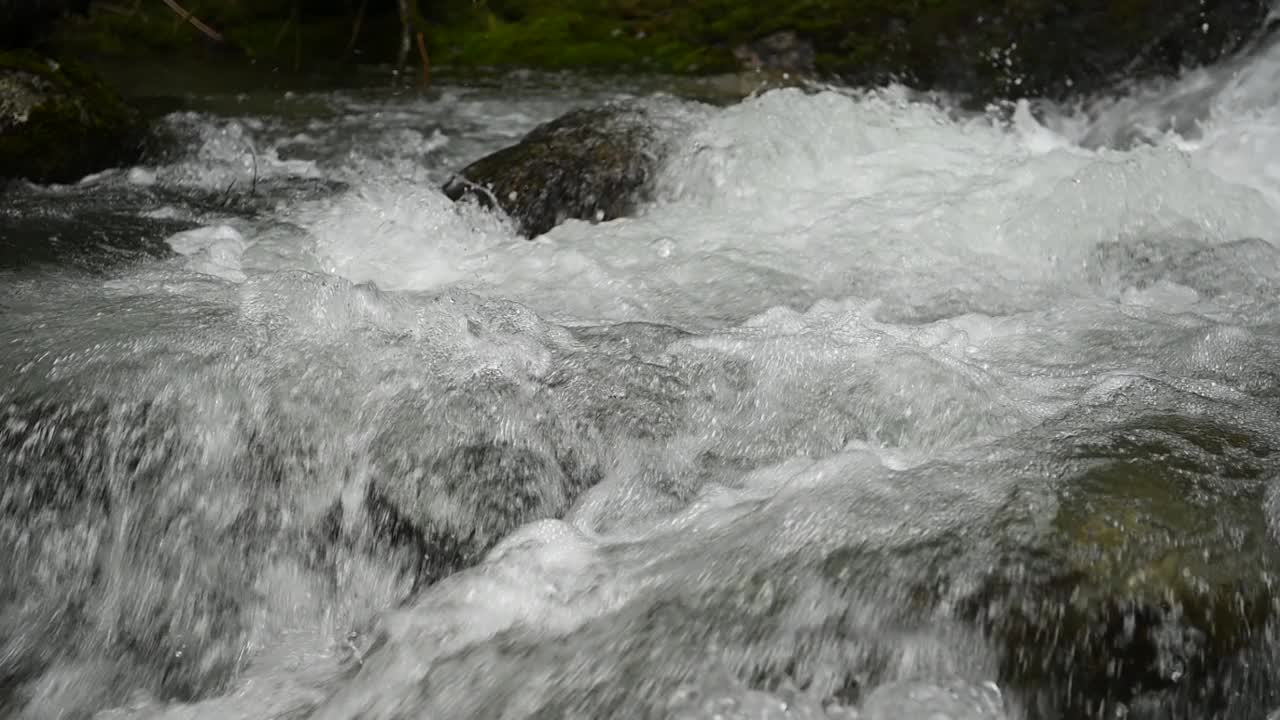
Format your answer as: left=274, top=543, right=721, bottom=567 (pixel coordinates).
left=4, top=35, right=1280, bottom=720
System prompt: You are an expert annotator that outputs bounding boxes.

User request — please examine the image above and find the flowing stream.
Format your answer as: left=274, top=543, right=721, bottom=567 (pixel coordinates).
left=4, top=36, right=1280, bottom=720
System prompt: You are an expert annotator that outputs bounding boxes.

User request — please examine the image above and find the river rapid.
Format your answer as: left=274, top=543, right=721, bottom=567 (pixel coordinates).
left=4, top=33, right=1280, bottom=720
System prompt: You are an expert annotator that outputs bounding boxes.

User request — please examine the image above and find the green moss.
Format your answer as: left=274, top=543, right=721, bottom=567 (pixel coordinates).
left=0, top=50, right=143, bottom=183
left=425, top=7, right=734, bottom=74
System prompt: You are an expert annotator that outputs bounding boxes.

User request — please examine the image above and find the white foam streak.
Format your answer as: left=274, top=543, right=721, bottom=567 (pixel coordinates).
left=298, top=181, right=514, bottom=291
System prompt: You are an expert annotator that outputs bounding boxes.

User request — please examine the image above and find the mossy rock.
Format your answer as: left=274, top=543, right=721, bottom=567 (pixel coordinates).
left=0, top=49, right=143, bottom=184
left=442, top=100, right=676, bottom=238
left=806, top=413, right=1280, bottom=717
left=969, top=415, right=1280, bottom=718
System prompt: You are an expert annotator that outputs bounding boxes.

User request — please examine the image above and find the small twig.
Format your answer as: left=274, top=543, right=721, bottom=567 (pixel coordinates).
left=249, top=147, right=259, bottom=196
left=345, top=0, right=370, bottom=58
left=220, top=178, right=237, bottom=206
left=344, top=631, right=366, bottom=667
left=415, top=30, right=430, bottom=87
left=450, top=176, right=502, bottom=209
left=396, top=0, right=412, bottom=73
left=272, top=12, right=294, bottom=50
left=158, top=0, right=225, bottom=43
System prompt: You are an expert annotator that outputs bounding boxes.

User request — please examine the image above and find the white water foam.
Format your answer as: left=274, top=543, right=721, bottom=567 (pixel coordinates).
left=166, top=224, right=250, bottom=281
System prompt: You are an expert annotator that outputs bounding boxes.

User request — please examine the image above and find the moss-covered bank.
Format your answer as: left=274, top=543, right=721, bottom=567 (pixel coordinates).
left=0, top=49, right=143, bottom=184
left=44, top=0, right=1272, bottom=101
left=436, top=0, right=1272, bottom=98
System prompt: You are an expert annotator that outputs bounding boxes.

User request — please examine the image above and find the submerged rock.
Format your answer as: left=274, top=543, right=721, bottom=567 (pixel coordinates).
left=0, top=49, right=143, bottom=184
left=798, top=410, right=1280, bottom=719
left=365, top=440, right=596, bottom=587
left=0, top=202, right=188, bottom=272
left=442, top=100, right=688, bottom=238
left=362, top=383, right=605, bottom=590
left=858, top=678, right=1007, bottom=720
left=969, top=414, right=1280, bottom=719
left=0, top=394, right=279, bottom=715
left=325, top=409, right=1280, bottom=719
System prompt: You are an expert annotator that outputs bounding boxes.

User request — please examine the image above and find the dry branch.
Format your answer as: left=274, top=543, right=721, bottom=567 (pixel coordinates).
left=158, top=0, right=224, bottom=43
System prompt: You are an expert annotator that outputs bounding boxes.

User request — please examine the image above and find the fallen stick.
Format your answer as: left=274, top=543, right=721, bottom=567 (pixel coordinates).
left=158, top=0, right=225, bottom=43
left=415, top=29, right=430, bottom=87
left=345, top=0, right=370, bottom=57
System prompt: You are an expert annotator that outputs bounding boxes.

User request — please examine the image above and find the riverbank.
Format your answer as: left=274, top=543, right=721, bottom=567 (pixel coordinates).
left=4, top=0, right=1274, bottom=186
left=42, top=0, right=1275, bottom=101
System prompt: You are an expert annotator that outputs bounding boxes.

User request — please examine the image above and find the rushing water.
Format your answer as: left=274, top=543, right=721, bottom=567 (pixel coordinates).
left=4, top=35, right=1280, bottom=720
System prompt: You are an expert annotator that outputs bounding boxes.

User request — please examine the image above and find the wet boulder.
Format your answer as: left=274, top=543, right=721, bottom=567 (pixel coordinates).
left=970, top=414, right=1280, bottom=719
left=442, top=100, right=691, bottom=239
left=365, top=441, right=596, bottom=587
left=0, top=49, right=143, bottom=184
left=0, top=188, right=191, bottom=272
left=361, top=383, right=605, bottom=590
left=800, top=410, right=1280, bottom=718
left=810, top=0, right=1273, bottom=101
left=312, top=405, right=1280, bottom=720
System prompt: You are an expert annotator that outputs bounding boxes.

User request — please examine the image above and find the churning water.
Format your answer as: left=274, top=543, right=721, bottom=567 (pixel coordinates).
left=5, top=35, right=1280, bottom=720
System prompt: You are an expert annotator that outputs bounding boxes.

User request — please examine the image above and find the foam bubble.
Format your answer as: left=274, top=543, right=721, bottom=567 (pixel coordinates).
left=166, top=224, right=249, bottom=282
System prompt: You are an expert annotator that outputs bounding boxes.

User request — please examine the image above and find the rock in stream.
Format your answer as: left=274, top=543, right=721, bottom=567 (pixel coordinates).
left=442, top=98, right=704, bottom=238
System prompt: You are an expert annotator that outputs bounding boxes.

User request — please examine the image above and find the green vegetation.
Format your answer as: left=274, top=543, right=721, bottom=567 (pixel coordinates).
left=426, top=9, right=735, bottom=74
left=38, top=0, right=1269, bottom=99
left=43, top=0, right=736, bottom=75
